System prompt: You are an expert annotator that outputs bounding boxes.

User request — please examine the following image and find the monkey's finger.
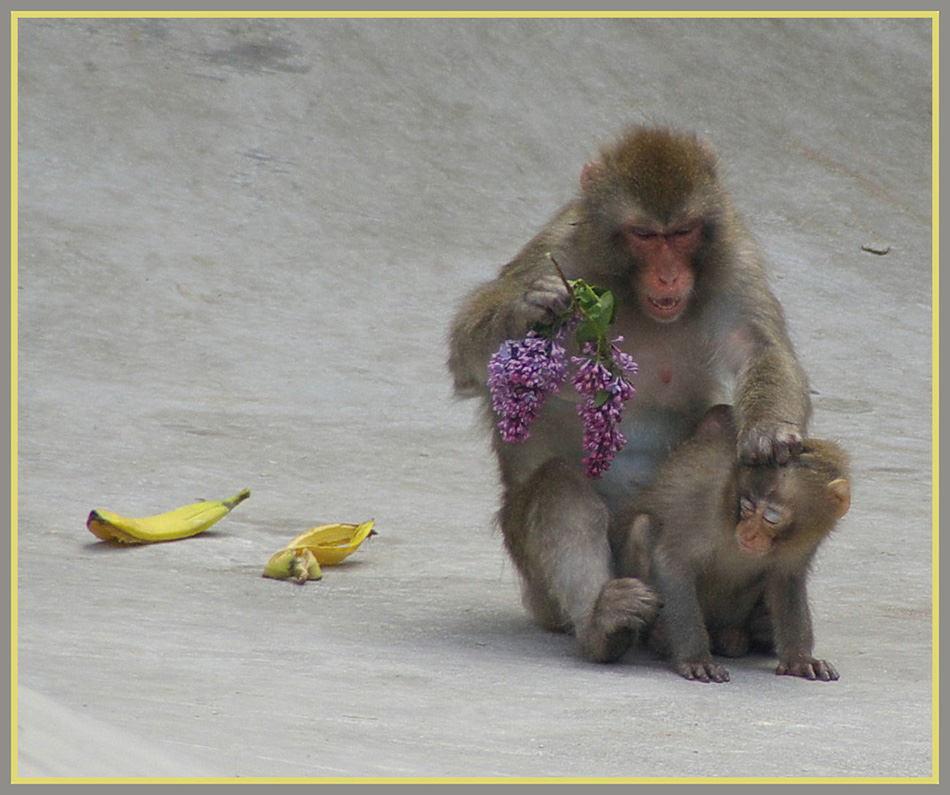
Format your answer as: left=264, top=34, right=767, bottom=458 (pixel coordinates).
left=676, top=663, right=705, bottom=682
left=510, top=287, right=572, bottom=337
left=772, top=433, right=804, bottom=464
left=813, top=660, right=840, bottom=681
left=777, top=659, right=839, bottom=681
left=677, top=661, right=730, bottom=683
left=738, top=422, right=803, bottom=464
left=524, top=288, right=572, bottom=318
left=709, top=664, right=730, bottom=683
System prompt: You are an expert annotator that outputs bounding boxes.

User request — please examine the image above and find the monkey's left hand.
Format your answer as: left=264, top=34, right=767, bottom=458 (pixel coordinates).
left=776, top=658, right=840, bottom=681
left=738, top=420, right=804, bottom=465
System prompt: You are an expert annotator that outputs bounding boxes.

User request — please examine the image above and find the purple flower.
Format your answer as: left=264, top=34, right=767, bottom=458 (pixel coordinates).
left=572, top=337, right=638, bottom=479
left=488, top=329, right=568, bottom=442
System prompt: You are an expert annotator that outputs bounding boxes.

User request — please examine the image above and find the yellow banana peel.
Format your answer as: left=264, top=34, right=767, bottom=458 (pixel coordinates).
left=262, top=520, right=376, bottom=582
left=87, top=489, right=251, bottom=544
left=285, top=520, right=376, bottom=565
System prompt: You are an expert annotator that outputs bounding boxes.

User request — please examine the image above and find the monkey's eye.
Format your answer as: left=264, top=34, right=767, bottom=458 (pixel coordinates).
left=669, top=226, right=696, bottom=238
left=739, top=497, right=755, bottom=517
left=763, top=507, right=783, bottom=525
left=628, top=227, right=658, bottom=240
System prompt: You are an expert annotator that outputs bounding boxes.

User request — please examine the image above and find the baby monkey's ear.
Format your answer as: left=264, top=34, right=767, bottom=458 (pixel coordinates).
left=826, top=478, right=851, bottom=520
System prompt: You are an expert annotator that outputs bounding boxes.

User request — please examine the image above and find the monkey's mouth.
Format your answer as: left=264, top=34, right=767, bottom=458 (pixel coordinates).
left=738, top=540, right=768, bottom=558
left=646, top=296, right=684, bottom=320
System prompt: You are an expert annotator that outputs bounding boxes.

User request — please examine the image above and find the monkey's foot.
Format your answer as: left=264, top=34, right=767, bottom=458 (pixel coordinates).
left=580, top=578, right=661, bottom=663
left=675, top=659, right=731, bottom=683
left=776, top=658, right=839, bottom=681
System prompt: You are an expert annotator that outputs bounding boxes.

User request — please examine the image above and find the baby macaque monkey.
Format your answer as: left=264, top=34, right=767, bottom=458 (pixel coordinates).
left=614, top=406, right=850, bottom=683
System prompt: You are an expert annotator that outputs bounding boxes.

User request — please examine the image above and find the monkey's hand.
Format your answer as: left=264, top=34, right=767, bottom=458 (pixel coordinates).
left=776, top=657, right=839, bottom=681
left=513, top=273, right=573, bottom=335
left=674, top=659, right=731, bottom=683
left=738, top=420, right=804, bottom=465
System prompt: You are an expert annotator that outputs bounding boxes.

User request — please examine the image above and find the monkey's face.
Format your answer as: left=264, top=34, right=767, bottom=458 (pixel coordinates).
left=734, top=465, right=794, bottom=558
left=622, top=221, right=702, bottom=323
left=736, top=457, right=851, bottom=560
left=735, top=493, right=790, bottom=558
left=580, top=127, right=716, bottom=324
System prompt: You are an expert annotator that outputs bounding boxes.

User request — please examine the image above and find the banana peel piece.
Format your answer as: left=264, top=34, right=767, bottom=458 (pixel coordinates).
left=284, top=520, right=376, bottom=566
left=86, top=489, right=251, bottom=544
left=262, top=520, right=376, bottom=582
left=263, top=547, right=323, bottom=583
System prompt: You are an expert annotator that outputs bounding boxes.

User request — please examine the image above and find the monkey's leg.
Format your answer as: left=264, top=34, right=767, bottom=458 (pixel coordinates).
left=651, top=551, right=730, bottom=683
left=501, top=459, right=659, bottom=663
left=766, top=573, right=839, bottom=681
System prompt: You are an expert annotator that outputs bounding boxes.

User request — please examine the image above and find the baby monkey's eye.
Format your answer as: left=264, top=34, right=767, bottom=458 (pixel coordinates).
left=739, top=497, right=755, bottom=517
left=763, top=506, right=783, bottom=525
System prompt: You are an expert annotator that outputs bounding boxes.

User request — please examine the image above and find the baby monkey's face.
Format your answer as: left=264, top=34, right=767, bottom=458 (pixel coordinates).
left=734, top=458, right=850, bottom=559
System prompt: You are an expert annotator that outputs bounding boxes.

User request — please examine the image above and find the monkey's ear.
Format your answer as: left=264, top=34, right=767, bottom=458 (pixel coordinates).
left=699, top=139, right=719, bottom=173
left=580, top=160, right=606, bottom=192
left=826, top=478, right=851, bottom=520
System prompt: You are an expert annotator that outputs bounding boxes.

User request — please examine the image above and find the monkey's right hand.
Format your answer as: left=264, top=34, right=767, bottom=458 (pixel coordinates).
left=512, top=274, right=573, bottom=334
left=674, top=659, right=731, bottom=683
left=738, top=420, right=805, bottom=465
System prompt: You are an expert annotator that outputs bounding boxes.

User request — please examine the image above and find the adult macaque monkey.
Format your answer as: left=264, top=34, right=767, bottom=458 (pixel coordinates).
left=448, top=125, right=811, bottom=662
left=614, top=409, right=850, bottom=683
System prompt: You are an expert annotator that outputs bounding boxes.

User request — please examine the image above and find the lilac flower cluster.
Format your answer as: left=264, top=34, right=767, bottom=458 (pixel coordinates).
left=488, top=329, right=568, bottom=443
left=572, top=337, right=638, bottom=479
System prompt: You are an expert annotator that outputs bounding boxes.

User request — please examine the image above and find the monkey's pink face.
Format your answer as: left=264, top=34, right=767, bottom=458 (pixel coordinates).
left=623, top=224, right=702, bottom=323
left=736, top=519, right=773, bottom=558
left=736, top=495, right=788, bottom=558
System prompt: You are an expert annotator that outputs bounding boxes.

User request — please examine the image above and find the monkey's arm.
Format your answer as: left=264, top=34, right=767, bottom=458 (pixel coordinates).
left=765, top=570, right=839, bottom=681
left=447, top=208, right=581, bottom=397
left=731, top=292, right=812, bottom=465
left=651, top=547, right=730, bottom=683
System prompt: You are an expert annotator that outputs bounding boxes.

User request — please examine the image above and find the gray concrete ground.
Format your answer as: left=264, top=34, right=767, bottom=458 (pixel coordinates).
left=14, top=15, right=934, bottom=781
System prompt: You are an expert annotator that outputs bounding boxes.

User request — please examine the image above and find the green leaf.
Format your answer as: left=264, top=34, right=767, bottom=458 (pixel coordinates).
left=566, top=278, right=620, bottom=355
left=594, top=291, right=615, bottom=334
left=569, top=279, right=594, bottom=309
left=575, top=319, right=600, bottom=344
